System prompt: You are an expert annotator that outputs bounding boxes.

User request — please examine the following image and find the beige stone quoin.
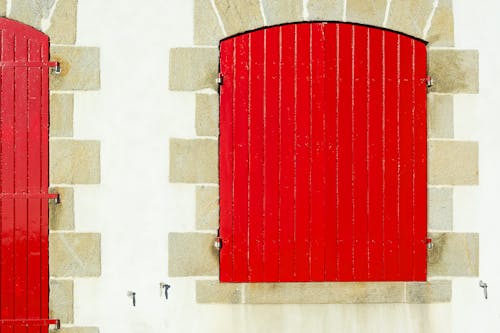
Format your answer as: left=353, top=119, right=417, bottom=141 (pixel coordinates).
left=170, top=0, right=480, bottom=305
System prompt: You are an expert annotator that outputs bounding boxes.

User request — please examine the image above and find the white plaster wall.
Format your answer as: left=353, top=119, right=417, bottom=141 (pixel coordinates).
left=70, top=0, right=499, bottom=332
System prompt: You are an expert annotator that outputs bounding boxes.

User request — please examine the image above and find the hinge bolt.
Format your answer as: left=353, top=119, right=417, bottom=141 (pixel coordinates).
left=426, top=76, right=433, bottom=87
left=214, top=237, right=222, bottom=250
left=216, top=73, right=223, bottom=85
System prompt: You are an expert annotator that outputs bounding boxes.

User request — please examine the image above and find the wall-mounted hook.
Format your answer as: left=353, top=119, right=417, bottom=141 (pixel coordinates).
left=160, top=283, right=171, bottom=300
left=479, top=280, right=488, bottom=299
left=127, top=291, right=136, bottom=306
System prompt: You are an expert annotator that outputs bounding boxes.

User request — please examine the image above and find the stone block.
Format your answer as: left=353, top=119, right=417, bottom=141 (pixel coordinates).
left=428, top=232, right=479, bottom=277
left=428, top=94, right=453, bottom=138
left=307, top=0, right=343, bottom=21
left=428, top=140, right=478, bottom=185
left=346, top=0, right=386, bottom=26
left=196, top=186, right=219, bottom=230
left=50, top=328, right=99, bottom=333
left=50, top=46, right=100, bottom=91
left=9, top=0, right=43, bottom=28
left=49, top=233, right=101, bottom=277
left=169, top=138, right=218, bottom=183
left=50, top=139, right=101, bottom=184
left=196, top=93, right=219, bottom=137
left=262, top=0, right=303, bottom=25
left=194, top=0, right=225, bottom=45
left=45, top=0, right=78, bottom=44
left=386, top=0, right=434, bottom=38
left=0, top=0, right=6, bottom=16
left=50, top=93, right=74, bottom=137
left=214, top=0, right=264, bottom=36
left=49, top=279, right=73, bottom=323
left=427, top=6, right=454, bottom=47
left=169, top=47, right=219, bottom=91
left=429, top=49, right=479, bottom=94
left=406, top=280, right=452, bottom=303
left=196, top=280, right=242, bottom=304
left=245, top=282, right=405, bottom=304
left=49, top=187, right=74, bottom=230
left=428, top=187, right=453, bottom=231
left=168, top=232, right=218, bottom=277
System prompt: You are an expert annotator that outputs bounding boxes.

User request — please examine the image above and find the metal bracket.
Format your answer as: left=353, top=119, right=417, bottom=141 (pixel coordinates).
left=160, top=282, right=171, bottom=300
left=48, top=193, right=61, bottom=204
left=49, top=61, right=61, bottom=74
left=479, top=280, right=488, bottom=299
left=127, top=291, right=136, bottom=307
left=214, top=236, right=222, bottom=250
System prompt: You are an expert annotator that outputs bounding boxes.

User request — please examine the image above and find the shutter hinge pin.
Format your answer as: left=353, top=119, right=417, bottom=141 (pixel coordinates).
left=216, top=73, right=223, bottom=85
left=426, top=76, right=433, bottom=88
left=214, top=236, right=222, bottom=250
left=426, top=238, right=433, bottom=249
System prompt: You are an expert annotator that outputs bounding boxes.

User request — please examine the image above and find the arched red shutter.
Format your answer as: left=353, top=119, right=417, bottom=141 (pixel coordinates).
left=0, top=19, right=59, bottom=332
left=219, top=23, right=428, bottom=282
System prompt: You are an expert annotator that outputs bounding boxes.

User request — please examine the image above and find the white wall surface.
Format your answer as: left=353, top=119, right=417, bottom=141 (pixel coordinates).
left=71, top=1, right=500, bottom=332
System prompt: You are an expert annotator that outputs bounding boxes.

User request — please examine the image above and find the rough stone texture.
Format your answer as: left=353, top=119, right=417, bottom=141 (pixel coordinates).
left=50, top=328, right=99, bottom=333
left=194, top=0, right=225, bottom=45
left=428, top=187, right=453, bottom=231
left=307, top=0, right=343, bottom=21
left=406, top=280, right=452, bottom=303
left=0, top=0, right=6, bottom=16
left=49, top=187, right=74, bottom=230
left=196, top=280, right=242, bottom=304
left=214, top=0, right=264, bottom=36
left=428, top=49, right=479, bottom=94
left=428, top=94, right=453, bottom=138
left=196, top=186, right=219, bottom=230
left=427, top=6, right=454, bottom=47
left=245, top=282, right=405, bottom=304
left=386, top=0, right=434, bottom=38
left=45, top=0, right=78, bottom=44
left=428, top=232, right=479, bottom=277
left=169, top=48, right=219, bottom=91
left=196, top=93, right=219, bottom=137
left=49, top=233, right=101, bottom=277
left=9, top=0, right=43, bottom=29
left=50, top=139, right=101, bottom=184
left=50, top=46, right=100, bottom=91
left=346, top=0, right=386, bottom=26
left=169, top=138, right=218, bottom=183
left=428, top=140, right=478, bottom=185
left=168, top=232, right=218, bottom=277
left=50, top=93, right=74, bottom=137
left=49, top=279, right=73, bottom=324
left=262, top=0, right=303, bottom=25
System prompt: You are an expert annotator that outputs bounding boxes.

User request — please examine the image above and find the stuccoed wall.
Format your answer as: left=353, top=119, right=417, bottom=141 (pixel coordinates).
left=31, top=0, right=500, bottom=332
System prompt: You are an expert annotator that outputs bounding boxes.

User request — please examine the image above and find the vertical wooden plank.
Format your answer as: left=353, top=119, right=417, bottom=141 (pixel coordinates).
left=324, top=23, right=339, bottom=281
left=232, top=34, right=250, bottom=282
left=248, top=29, right=265, bottom=282
left=352, top=25, right=369, bottom=281
left=27, top=39, right=42, bottom=332
left=13, top=33, right=28, bottom=333
left=398, top=36, right=415, bottom=280
left=219, top=39, right=235, bottom=282
left=1, top=30, right=15, bottom=333
left=383, top=30, right=400, bottom=280
left=337, top=24, right=354, bottom=281
left=263, top=26, right=280, bottom=282
left=310, top=23, right=327, bottom=281
left=294, top=23, right=311, bottom=281
left=367, top=27, right=384, bottom=281
left=414, top=41, right=427, bottom=281
left=278, top=24, right=295, bottom=281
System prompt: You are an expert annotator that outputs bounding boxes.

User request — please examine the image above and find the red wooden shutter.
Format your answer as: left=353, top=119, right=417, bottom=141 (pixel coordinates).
left=219, top=23, right=427, bottom=282
left=0, top=19, right=59, bottom=332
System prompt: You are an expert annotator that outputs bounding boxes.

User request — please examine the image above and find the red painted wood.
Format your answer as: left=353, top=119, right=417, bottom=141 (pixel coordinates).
left=219, top=22, right=428, bottom=282
left=0, top=18, right=54, bottom=333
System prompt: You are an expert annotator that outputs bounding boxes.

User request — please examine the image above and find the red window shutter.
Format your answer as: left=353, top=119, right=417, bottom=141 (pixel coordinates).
left=0, top=19, right=59, bottom=331
left=219, top=23, right=427, bottom=282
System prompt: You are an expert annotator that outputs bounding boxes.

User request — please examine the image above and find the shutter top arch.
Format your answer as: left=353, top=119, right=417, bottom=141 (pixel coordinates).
left=218, top=22, right=428, bottom=283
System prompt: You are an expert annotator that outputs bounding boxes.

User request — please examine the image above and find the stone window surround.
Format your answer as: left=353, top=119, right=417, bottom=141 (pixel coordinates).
left=169, top=0, right=479, bottom=304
